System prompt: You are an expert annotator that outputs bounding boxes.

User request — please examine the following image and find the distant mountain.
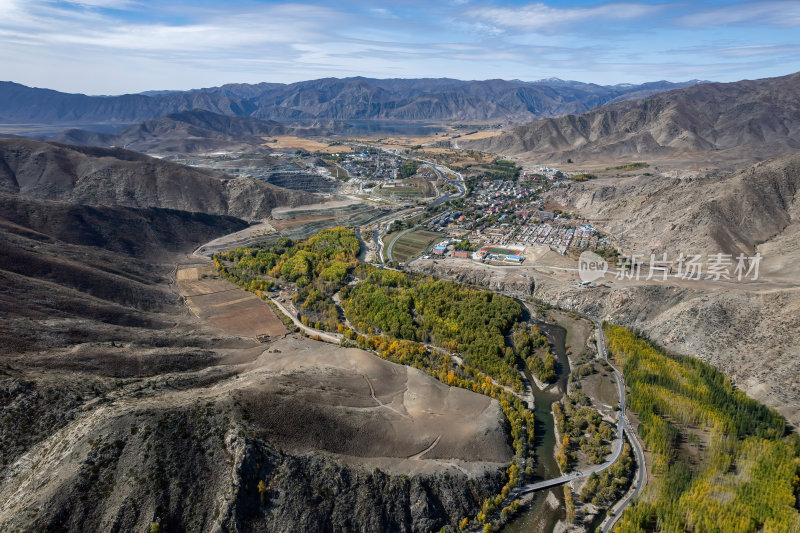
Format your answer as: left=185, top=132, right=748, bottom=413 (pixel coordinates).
left=0, top=138, right=313, bottom=221
left=50, top=110, right=300, bottom=152
left=465, top=72, right=800, bottom=161
left=0, top=77, right=705, bottom=124
left=0, top=81, right=255, bottom=123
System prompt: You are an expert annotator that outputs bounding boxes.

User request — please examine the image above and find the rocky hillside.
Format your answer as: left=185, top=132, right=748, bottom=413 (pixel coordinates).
left=467, top=72, right=800, bottom=161
left=544, top=152, right=800, bottom=263
left=0, top=138, right=314, bottom=221
left=0, top=77, right=703, bottom=124
left=0, top=368, right=504, bottom=533
left=0, top=138, right=509, bottom=531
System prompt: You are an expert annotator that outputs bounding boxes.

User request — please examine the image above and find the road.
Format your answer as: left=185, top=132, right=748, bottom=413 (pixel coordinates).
left=512, top=321, right=646, bottom=531
left=354, top=142, right=466, bottom=207
left=385, top=226, right=415, bottom=264
left=270, top=296, right=342, bottom=344
left=597, top=322, right=647, bottom=533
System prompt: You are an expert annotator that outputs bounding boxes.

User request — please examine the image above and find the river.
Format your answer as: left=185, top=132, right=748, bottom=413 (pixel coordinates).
left=503, top=322, right=571, bottom=533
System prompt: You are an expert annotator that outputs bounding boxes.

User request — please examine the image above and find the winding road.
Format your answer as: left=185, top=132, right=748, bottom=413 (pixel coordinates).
left=510, top=321, right=646, bottom=533
left=597, top=322, right=647, bottom=533
left=385, top=226, right=416, bottom=263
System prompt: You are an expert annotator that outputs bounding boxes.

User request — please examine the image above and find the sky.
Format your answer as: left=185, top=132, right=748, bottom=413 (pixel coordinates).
left=1, top=0, right=799, bottom=94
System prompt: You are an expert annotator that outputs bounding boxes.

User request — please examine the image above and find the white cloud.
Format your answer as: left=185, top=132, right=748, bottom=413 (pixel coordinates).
left=467, top=1, right=662, bottom=32
left=670, top=43, right=800, bottom=58
left=0, top=0, right=797, bottom=93
left=62, top=0, right=140, bottom=8
left=681, top=1, right=800, bottom=28
left=0, top=2, right=342, bottom=53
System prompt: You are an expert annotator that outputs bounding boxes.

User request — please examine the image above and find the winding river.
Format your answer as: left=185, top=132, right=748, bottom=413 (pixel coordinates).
left=503, top=322, right=571, bottom=533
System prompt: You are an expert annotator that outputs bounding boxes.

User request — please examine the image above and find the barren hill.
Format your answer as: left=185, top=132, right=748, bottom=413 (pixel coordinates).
left=466, top=72, right=800, bottom=162
left=545, top=152, right=800, bottom=265
left=0, top=138, right=314, bottom=221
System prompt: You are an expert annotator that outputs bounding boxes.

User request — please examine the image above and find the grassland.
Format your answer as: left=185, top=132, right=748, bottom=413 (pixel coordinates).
left=390, top=229, right=442, bottom=263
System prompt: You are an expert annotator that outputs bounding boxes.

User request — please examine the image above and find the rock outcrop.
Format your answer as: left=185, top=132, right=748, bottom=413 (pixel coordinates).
left=411, top=258, right=535, bottom=300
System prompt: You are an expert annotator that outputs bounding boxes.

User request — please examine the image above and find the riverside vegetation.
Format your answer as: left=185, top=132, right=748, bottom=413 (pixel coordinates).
left=215, top=227, right=534, bottom=530
left=214, top=228, right=800, bottom=532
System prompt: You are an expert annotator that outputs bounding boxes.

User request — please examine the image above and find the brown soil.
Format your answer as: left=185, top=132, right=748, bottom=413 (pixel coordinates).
left=178, top=268, right=287, bottom=338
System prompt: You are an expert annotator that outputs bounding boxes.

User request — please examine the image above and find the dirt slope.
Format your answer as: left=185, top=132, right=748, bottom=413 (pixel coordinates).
left=544, top=152, right=800, bottom=265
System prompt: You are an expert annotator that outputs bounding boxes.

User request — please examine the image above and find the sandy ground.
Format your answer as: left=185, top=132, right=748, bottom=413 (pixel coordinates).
left=271, top=197, right=364, bottom=217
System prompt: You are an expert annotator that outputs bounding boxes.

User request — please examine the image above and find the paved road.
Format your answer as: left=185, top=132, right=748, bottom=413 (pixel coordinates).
left=597, top=322, right=647, bottom=533
left=385, top=226, right=415, bottom=263
left=512, top=321, right=646, bottom=523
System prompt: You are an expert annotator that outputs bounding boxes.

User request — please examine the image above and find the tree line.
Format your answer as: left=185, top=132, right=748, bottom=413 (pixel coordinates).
left=214, top=227, right=541, bottom=531
left=215, top=228, right=360, bottom=331
left=605, top=324, right=800, bottom=532
left=342, top=265, right=525, bottom=391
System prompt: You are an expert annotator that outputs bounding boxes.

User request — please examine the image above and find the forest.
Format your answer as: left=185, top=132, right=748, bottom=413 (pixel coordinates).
left=214, top=228, right=360, bottom=331
left=553, top=391, right=615, bottom=472
left=342, top=265, right=525, bottom=390
left=513, top=324, right=556, bottom=383
left=581, top=443, right=634, bottom=507
left=605, top=324, right=800, bottom=532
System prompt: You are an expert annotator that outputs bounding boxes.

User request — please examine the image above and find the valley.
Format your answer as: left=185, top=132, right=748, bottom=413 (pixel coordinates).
left=1, top=69, right=799, bottom=533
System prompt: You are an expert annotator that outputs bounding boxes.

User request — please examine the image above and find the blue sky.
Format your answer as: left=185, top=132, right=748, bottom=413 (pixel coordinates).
left=1, top=0, right=799, bottom=94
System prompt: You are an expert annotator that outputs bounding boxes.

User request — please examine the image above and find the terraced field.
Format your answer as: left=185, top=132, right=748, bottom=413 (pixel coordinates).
left=178, top=264, right=287, bottom=338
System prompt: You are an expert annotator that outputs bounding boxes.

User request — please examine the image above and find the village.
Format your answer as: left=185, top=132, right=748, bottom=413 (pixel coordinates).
left=413, top=169, right=610, bottom=265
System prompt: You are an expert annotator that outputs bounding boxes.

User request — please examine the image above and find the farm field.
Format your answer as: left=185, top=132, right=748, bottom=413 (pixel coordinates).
left=392, top=229, right=442, bottom=263
left=178, top=265, right=287, bottom=338
left=262, top=135, right=353, bottom=153
left=376, top=178, right=436, bottom=199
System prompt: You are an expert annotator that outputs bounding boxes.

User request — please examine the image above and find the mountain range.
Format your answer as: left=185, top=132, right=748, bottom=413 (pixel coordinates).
left=0, top=77, right=704, bottom=124
left=465, top=72, right=800, bottom=162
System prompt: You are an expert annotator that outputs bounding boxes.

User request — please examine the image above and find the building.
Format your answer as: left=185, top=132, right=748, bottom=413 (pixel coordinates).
left=453, top=250, right=469, bottom=258
left=506, top=255, right=524, bottom=263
